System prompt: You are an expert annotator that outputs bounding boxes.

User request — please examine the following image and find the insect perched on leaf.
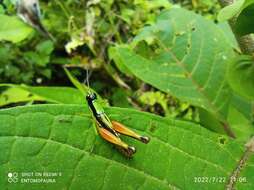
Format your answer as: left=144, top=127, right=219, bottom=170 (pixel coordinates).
left=86, top=92, right=150, bottom=157
left=64, top=68, right=150, bottom=157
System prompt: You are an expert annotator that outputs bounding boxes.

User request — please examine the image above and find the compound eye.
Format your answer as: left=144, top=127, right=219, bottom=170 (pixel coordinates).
left=86, top=93, right=96, bottom=101
left=91, top=93, right=97, bottom=100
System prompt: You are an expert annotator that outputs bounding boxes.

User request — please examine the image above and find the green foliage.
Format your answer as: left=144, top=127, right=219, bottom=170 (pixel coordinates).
left=0, top=84, right=84, bottom=106
left=0, top=86, right=42, bottom=107
left=227, top=55, right=254, bottom=101
left=0, top=40, right=54, bottom=83
left=0, top=104, right=254, bottom=189
left=235, top=4, right=254, bottom=35
left=138, top=91, right=196, bottom=120
left=64, top=68, right=104, bottom=104
left=217, top=22, right=239, bottom=51
left=24, top=40, right=54, bottom=67
left=0, top=15, right=33, bottom=43
left=217, top=0, right=245, bottom=22
left=227, top=105, right=254, bottom=141
left=139, top=91, right=170, bottom=115
left=217, top=0, right=254, bottom=36
left=230, top=94, right=254, bottom=121
left=0, top=0, right=171, bottom=84
left=0, top=1, right=254, bottom=189
left=111, top=8, right=234, bottom=122
left=217, top=0, right=254, bottom=27
left=175, top=0, right=220, bottom=20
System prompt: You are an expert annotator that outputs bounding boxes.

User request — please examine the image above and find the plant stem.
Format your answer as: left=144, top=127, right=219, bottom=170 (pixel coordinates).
left=221, top=121, right=236, bottom=138
left=218, top=0, right=254, bottom=56
left=54, top=0, right=78, bottom=30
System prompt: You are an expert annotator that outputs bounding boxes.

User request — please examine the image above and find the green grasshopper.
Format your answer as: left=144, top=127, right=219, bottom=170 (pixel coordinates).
left=86, top=92, right=150, bottom=157
left=64, top=68, right=150, bottom=157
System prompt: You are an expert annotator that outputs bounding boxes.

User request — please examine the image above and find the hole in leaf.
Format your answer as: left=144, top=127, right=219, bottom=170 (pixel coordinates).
left=191, top=27, right=196, bottom=31
left=218, top=136, right=227, bottom=145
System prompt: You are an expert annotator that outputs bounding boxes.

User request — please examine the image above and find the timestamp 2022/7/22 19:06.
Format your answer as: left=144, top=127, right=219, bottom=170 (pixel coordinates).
left=194, top=176, right=247, bottom=184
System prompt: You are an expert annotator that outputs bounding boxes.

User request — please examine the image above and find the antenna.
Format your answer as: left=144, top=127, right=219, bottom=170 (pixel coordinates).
left=84, top=68, right=92, bottom=94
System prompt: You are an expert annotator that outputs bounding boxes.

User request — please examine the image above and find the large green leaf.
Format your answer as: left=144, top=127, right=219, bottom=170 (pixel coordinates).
left=0, top=15, right=33, bottom=43
left=0, top=104, right=253, bottom=189
left=0, top=84, right=85, bottom=106
left=112, top=8, right=234, bottom=120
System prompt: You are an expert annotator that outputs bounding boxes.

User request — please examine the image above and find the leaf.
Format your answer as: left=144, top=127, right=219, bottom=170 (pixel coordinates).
left=228, top=105, right=254, bottom=141
left=235, top=4, right=254, bottom=35
left=21, top=86, right=85, bottom=105
left=111, top=8, right=234, bottom=120
left=64, top=68, right=89, bottom=96
left=217, top=0, right=254, bottom=22
left=0, top=15, right=33, bottom=43
left=0, top=104, right=253, bottom=189
left=227, top=55, right=254, bottom=101
left=120, top=8, right=135, bottom=24
left=24, top=51, right=50, bottom=66
left=230, top=94, right=254, bottom=122
left=0, top=87, right=42, bottom=107
left=217, top=22, right=239, bottom=51
left=199, top=93, right=254, bottom=140
left=22, top=40, right=54, bottom=66
left=36, top=40, right=54, bottom=55
left=199, top=93, right=254, bottom=139
left=108, top=46, right=133, bottom=76
left=217, top=0, right=245, bottom=22
left=0, top=84, right=85, bottom=106
left=199, top=108, right=227, bottom=135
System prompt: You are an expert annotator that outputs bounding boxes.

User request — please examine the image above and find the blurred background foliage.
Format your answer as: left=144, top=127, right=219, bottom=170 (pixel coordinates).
left=0, top=0, right=221, bottom=121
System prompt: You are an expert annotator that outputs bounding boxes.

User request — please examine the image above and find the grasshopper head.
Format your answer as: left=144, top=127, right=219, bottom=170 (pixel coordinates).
left=86, top=92, right=97, bottom=103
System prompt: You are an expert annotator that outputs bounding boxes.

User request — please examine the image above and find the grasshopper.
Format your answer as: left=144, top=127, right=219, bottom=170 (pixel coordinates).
left=86, top=92, right=150, bottom=157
